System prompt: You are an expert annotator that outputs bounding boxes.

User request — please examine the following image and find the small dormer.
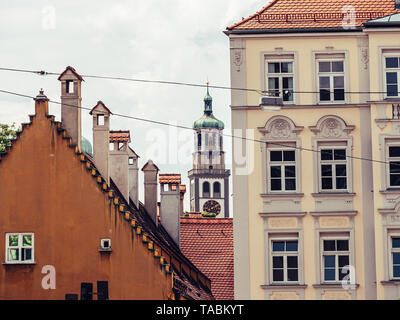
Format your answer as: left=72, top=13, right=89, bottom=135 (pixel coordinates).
left=109, top=130, right=130, bottom=152
left=90, top=101, right=112, bottom=130
left=58, top=66, right=83, bottom=97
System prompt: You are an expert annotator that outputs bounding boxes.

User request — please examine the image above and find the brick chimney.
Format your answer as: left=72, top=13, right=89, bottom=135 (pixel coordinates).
left=109, top=130, right=130, bottom=202
left=90, top=101, right=112, bottom=184
left=159, top=174, right=181, bottom=247
left=128, top=146, right=139, bottom=207
left=142, top=160, right=159, bottom=224
left=58, top=66, right=83, bottom=151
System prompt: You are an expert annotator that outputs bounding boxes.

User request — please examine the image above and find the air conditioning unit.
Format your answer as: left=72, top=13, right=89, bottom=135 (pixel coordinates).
left=100, top=238, right=111, bottom=251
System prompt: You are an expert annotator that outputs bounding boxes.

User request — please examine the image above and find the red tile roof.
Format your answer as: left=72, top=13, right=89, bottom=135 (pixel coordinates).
left=171, top=184, right=186, bottom=193
left=227, top=0, right=399, bottom=31
left=109, top=130, right=130, bottom=143
left=159, top=173, right=181, bottom=184
left=180, top=217, right=234, bottom=300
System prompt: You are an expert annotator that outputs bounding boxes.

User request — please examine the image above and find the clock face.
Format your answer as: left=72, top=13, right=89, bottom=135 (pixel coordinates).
left=203, top=200, right=221, bottom=215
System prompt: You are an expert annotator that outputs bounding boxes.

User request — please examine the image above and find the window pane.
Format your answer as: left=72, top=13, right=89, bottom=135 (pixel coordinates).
left=319, top=62, right=331, bottom=72
left=320, top=89, right=330, bottom=101
left=392, top=238, right=400, bottom=248
left=389, top=147, right=400, bottom=158
left=324, top=268, right=336, bottom=281
left=387, top=72, right=398, bottom=84
left=334, top=149, right=346, bottom=160
left=390, top=174, right=400, bottom=186
left=337, top=240, right=349, bottom=251
left=268, top=62, right=280, bottom=73
left=286, top=241, right=298, bottom=252
left=334, top=89, right=345, bottom=101
left=324, top=240, right=336, bottom=251
left=336, top=177, right=347, bottom=189
left=322, top=178, right=333, bottom=189
left=271, top=179, right=282, bottom=191
left=23, top=235, right=32, bottom=247
left=334, top=76, right=344, bottom=88
left=393, top=253, right=400, bottom=265
left=339, top=266, right=350, bottom=280
left=285, top=166, right=296, bottom=177
left=285, top=179, right=296, bottom=191
left=338, top=255, right=349, bottom=268
left=270, top=151, right=282, bottom=162
left=268, top=78, right=280, bottom=96
left=8, top=235, right=19, bottom=246
left=319, top=76, right=330, bottom=88
left=281, top=62, right=293, bottom=73
left=332, top=61, right=344, bottom=72
left=282, top=77, right=293, bottom=89
left=336, top=164, right=347, bottom=177
left=390, top=162, right=400, bottom=174
left=287, top=269, right=298, bottom=281
left=283, top=150, right=295, bottom=161
left=324, top=256, right=335, bottom=268
left=273, top=269, right=284, bottom=281
left=272, top=242, right=285, bottom=252
left=321, top=165, right=332, bottom=176
left=287, top=256, right=298, bottom=268
left=386, top=57, right=399, bottom=68
left=387, top=84, right=399, bottom=97
left=394, top=266, right=400, bottom=278
left=22, top=248, right=32, bottom=261
left=8, top=248, right=19, bottom=261
left=270, top=166, right=281, bottom=178
left=282, top=77, right=294, bottom=102
left=321, top=149, right=333, bottom=160
left=273, top=256, right=284, bottom=268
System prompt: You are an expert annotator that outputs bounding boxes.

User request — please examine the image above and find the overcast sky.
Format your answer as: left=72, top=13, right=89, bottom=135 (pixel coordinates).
left=0, top=0, right=265, bottom=215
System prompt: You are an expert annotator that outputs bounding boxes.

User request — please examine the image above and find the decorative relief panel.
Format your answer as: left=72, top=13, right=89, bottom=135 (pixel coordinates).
left=314, top=197, right=354, bottom=212
left=321, top=291, right=351, bottom=300
left=268, top=217, right=298, bottom=229
left=258, top=116, right=303, bottom=140
left=319, top=216, right=349, bottom=228
left=263, top=197, right=302, bottom=212
left=310, top=115, right=355, bottom=139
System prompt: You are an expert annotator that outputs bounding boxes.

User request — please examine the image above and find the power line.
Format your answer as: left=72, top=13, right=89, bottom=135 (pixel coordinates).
left=0, top=67, right=398, bottom=95
left=0, top=88, right=395, bottom=167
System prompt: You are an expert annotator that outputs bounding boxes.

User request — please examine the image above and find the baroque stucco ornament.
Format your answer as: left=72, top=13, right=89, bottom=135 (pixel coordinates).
left=233, top=50, right=243, bottom=72
left=310, top=115, right=355, bottom=139
left=258, top=116, right=303, bottom=140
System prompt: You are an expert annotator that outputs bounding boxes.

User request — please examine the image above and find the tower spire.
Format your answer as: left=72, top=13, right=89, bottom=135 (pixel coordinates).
left=204, top=81, right=213, bottom=115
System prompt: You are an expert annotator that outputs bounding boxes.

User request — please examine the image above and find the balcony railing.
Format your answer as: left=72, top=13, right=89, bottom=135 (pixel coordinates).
left=392, top=104, right=400, bottom=119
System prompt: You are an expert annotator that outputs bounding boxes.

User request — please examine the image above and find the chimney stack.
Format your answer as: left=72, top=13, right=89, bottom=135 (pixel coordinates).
left=142, top=160, right=159, bottom=224
left=159, top=174, right=181, bottom=247
left=109, top=130, right=130, bottom=202
left=34, top=90, right=49, bottom=116
left=179, top=184, right=186, bottom=216
left=90, top=101, right=112, bottom=184
left=58, top=66, right=83, bottom=151
left=128, top=147, right=139, bottom=207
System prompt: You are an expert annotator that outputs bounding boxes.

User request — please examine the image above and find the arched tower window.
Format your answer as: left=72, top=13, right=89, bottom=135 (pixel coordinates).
left=203, top=182, right=210, bottom=197
left=197, top=133, right=202, bottom=149
left=213, top=182, right=221, bottom=198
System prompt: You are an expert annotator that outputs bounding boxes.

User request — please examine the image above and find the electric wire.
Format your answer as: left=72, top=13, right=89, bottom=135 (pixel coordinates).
left=0, top=88, right=395, bottom=167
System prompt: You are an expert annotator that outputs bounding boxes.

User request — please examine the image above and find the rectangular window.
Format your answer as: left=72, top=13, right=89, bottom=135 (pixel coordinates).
left=266, top=60, right=294, bottom=103
left=321, top=238, right=350, bottom=283
left=384, top=56, right=400, bottom=98
left=271, top=239, right=299, bottom=283
left=388, top=146, right=400, bottom=188
left=319, top=148, right=348, bottom=192
left=390, top=236, right=400, bottom=279
left=268, top=149, right=296, bottom=192
left=317, top=60, right=345, bottom=103
left=5, top=233, right=34, bottom=264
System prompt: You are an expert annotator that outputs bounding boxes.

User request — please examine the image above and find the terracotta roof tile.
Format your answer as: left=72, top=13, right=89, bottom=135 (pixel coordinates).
left=159, top=173, right=181, bottom=184
left=109, top=130, right=130, bottom=143
left=180, top=217, right=234, bottom=300
left=227, top=0, right=399, bottom=31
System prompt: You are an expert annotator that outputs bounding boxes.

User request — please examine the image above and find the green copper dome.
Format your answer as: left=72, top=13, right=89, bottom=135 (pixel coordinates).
left=193, top=85, right=224, bottom=130
left=81, top=136, right=93, bottom=157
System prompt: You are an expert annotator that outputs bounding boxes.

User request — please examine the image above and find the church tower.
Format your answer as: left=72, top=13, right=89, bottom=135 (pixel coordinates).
left=188, top=84, right=230, bottom=218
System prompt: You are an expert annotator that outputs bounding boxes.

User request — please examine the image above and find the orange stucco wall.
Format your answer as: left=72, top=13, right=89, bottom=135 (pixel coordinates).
left=0, top=99, right=173, bottom=299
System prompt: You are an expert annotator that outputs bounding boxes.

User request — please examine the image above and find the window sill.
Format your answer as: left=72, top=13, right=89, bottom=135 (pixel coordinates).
left=99, top=248, right=112, bottom=253
left=2, top=261, right=36, bottom=265
left=313, top=283, right=359, bottom=289
left=381, top=280, right=400, bottom=286
left=261, top=284, right=307, bottom=290
left=312, top=192, right=355, bottom=198
left=261, top=193, right=304, bottom=198
left=380, top=189, right=400, bottom=194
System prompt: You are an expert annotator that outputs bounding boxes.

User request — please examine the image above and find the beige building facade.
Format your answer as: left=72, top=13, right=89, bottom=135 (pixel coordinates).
left=226, top=0, right=400, bottom=300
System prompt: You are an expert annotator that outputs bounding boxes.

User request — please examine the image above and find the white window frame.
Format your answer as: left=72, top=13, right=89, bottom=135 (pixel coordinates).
left=316, top=58, right=346, bottom=104
left=318, top=147, right=348, bottom=192
left=267, top=148, right=297, bottom=193
left=5, top=233, right=34, bottom=264
left=389, top=234, right=400, bottom=280
left=386, top=143, right=400, bottom=189
left=383, top=53, right=400, bottom=98
left=265, top=58, right=295, bottom=104
left=269, top=237, right=299, bottom=284
left=320, top=236, right=350, bottom=284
